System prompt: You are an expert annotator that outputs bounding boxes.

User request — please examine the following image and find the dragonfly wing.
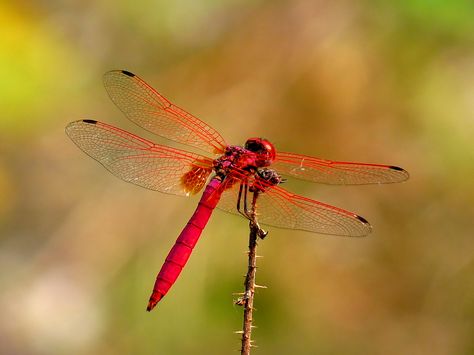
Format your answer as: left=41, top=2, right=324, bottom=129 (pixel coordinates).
left=103, top=70, right=227, bottom=155
left=217, top=180, right=371, bottom=237
left=273, top=151, right=409, bottom=185
left=65, top=120, right=214, bottom=196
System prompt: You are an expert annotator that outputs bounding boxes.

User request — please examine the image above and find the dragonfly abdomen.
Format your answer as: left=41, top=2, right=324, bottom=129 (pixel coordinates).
left=147, top=178, right=222, bottom=311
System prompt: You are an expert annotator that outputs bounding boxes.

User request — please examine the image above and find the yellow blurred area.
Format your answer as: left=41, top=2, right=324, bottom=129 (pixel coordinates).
left=1, top=1, right=473, bottom=354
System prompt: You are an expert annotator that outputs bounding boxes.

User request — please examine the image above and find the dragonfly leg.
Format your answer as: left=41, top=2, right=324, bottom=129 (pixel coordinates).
left=237, top=182, right=251, bottom=220
left=237, top=182, right=268, bottom=239
left=237, top=182, right=255, bottom=220
left=243, top=184, right=253, bottom=218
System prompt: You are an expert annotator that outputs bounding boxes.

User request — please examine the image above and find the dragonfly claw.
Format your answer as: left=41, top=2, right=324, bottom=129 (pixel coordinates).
left=250, top=220, right=268, bottom=239
left=257, top=227, right=268, bottom=239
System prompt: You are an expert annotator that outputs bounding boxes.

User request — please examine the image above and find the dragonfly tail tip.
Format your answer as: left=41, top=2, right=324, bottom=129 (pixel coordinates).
left=146, top=302, right=157, bottom=312
left=146, top=293, right=163, bottom=311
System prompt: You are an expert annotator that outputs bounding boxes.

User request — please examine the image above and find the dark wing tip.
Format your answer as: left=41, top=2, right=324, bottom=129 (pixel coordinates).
left=121, top=70, right=135, bottom=77
left=355, top=215, right=372, bottom=237
left=389, top=165, right=404, bottom=171
left=356, top=215, right=370, bottom=225
left=389, top=165, right=410, bottom=181
left=82, top=119, right=97, bottom=124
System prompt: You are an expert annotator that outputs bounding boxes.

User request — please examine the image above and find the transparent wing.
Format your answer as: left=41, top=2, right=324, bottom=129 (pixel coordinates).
left=217, top=177, right=372, bottom=237
left=65, top=120, right=214, bottom=196
left=103, top=70, right=227, bottom=155
left=273, top=151, right=409, bottom=185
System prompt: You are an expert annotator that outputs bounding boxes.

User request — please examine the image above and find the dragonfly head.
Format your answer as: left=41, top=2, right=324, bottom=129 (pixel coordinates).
left=244, top=138, right=276, bottom=167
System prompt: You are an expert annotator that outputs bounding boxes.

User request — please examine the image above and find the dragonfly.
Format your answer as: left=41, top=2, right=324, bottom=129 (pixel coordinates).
left=66, top=70, right=409, bottom=311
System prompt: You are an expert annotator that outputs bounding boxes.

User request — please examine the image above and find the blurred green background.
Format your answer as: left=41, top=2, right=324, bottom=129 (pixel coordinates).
left=1, top=1, right=473, bottom=354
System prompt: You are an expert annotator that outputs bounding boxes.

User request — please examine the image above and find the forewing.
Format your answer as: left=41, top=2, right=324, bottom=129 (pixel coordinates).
left=273, top=151, right=409, bottom=185
left=217, top=179, right=371, bottom=237
left=103, top=70, right=227, bottom=155
left=65, top=120, right=213, bottom=196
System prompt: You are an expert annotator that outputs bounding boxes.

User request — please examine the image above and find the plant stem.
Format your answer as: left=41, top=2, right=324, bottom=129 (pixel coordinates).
left=240, top=220, right=259, bottom=355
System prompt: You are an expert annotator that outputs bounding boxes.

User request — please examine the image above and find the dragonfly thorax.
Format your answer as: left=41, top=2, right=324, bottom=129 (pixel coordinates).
left=213, top=143, right=273, bottom=180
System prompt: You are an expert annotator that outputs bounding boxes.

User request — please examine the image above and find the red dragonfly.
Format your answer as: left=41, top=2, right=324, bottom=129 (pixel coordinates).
left=66, top=70, right=409, bottom=311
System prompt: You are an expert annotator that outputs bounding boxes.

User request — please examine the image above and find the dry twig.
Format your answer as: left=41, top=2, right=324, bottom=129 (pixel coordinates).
left=236, top=192, right=266, bottom=355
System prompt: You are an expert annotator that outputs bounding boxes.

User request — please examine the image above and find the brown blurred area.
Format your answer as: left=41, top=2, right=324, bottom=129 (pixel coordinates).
left=1, top=1, right=473, bottom=354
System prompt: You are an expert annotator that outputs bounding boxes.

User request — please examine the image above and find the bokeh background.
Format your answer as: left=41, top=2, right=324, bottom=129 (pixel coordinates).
left=1, top=1, right=473, bottom=354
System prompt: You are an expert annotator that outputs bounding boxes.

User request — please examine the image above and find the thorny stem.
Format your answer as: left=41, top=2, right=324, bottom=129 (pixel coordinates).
left=237, top=191, right=266, bottom=355
left=240, top=221, right=259, bottom=355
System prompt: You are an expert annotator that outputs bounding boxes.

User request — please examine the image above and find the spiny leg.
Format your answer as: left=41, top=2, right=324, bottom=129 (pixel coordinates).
left=243, top=182, right=252, bottom=218
left=236, top=182, right=244, bottom=217
left=237, top=182, right=251, bottom=220
left=237, top=181, right=267, bottom=239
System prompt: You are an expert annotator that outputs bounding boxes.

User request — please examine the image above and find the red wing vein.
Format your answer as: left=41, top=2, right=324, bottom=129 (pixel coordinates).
left=274, top=152, right=409, bottom=185
left=103, top=70, right=227, bottom=154
left=65, top=120, right=213, bottom=196
left=216, top=175, right=371, bottom=236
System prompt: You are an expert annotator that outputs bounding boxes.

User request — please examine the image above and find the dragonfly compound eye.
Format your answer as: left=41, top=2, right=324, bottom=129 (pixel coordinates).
left=244, top=138, right=276, bottom=167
